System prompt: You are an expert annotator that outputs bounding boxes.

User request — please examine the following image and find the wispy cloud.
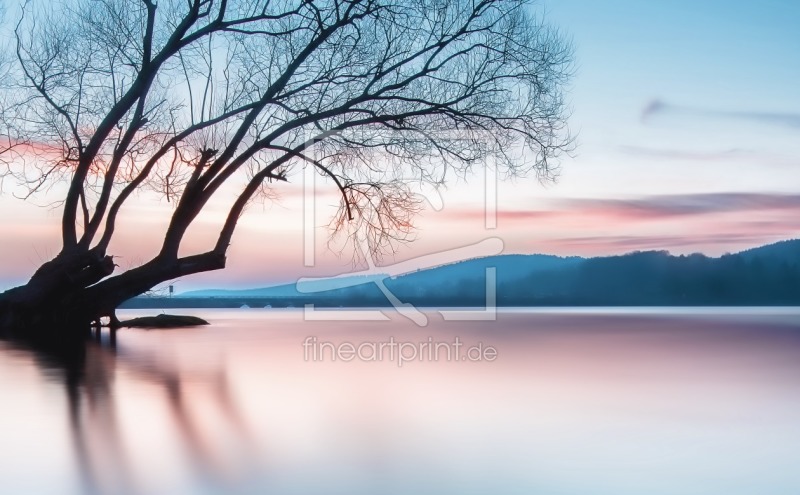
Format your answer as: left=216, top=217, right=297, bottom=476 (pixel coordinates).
left=432, top=192, right=800, bottom=256
left=641, top=99, right=800, bottom=129
left=443, top=193, right=800, bottom=223
left=560, top=193, right=800, bottom=219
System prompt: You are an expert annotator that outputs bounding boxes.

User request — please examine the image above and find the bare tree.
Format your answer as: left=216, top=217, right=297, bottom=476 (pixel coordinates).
left=0, top=0, right=572, bottom=339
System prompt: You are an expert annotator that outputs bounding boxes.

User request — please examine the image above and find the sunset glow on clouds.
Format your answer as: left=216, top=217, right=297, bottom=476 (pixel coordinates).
left=1, top=0, right=799, bottom=291
left=433, top=193, right=800, bottom=254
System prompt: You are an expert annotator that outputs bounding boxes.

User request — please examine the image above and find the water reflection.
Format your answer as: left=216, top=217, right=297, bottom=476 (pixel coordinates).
left=1, top=309, right=800, bottom=495
left=3, top=328, right=258, bottom=495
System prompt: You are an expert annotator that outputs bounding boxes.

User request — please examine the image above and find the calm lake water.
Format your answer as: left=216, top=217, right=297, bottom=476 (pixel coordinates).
left=1, top=308, right=799, bottom=495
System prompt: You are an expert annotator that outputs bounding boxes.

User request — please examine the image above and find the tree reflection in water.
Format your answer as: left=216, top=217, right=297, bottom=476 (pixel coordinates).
left=27, top=330, right=258, bottom=495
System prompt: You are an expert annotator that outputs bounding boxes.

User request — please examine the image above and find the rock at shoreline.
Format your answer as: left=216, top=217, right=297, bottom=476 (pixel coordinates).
left=119, top=314, right=209, bottom=329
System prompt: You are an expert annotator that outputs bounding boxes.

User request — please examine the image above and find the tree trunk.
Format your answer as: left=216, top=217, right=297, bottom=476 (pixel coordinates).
left=0, top=248, right=226, bottom=345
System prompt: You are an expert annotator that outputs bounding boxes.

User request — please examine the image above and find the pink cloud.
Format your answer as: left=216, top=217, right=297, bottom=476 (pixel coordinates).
left=441, top=193, right=800, bottom=224
left=422, top=192, right=800, bottom=258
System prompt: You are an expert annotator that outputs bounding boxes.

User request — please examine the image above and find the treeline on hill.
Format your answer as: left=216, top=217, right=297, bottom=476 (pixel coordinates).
left=384, top=244, right=800, bottom=306
left=123, top=240, right=800, bottom=308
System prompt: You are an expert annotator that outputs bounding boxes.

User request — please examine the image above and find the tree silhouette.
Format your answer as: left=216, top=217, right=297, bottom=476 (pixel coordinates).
left=0, top=0, right=572, bottom=338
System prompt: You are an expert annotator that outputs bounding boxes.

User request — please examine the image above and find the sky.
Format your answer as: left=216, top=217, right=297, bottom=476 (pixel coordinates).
left=1, top=0, right=799, bottom=290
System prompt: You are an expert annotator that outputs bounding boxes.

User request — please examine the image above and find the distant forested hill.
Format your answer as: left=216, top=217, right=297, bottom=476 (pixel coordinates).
left=124, top=239, right=800, bottom=308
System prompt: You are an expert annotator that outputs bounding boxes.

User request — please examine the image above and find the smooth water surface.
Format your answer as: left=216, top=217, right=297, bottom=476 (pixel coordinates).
left=1, top=309, right=799, bottom=494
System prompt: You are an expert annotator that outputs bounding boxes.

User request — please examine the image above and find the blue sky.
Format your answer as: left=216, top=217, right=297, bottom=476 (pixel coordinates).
left=548, top=0, right=800, bottom=113
left=543, top=0, right=800, bottom=193
left=405, top=0, right=800, bottom=258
